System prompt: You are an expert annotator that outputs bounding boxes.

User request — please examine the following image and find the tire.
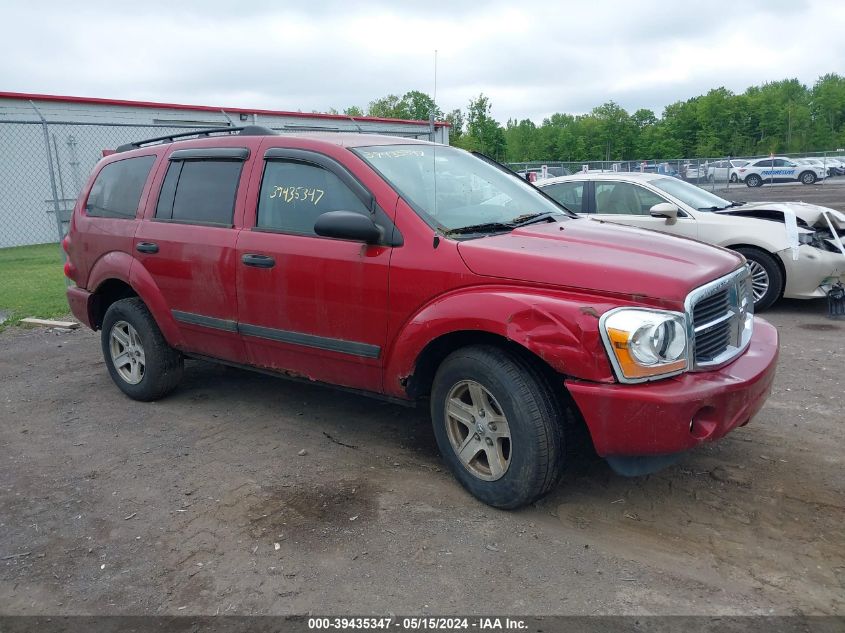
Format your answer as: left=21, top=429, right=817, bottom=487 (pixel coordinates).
left=430, top=345, right=570, bottom=509
left=734, top=247, right=783, bottom=312
left=729, top=173, right=738, bottom=183
left=799, top=171, right=817, bottom=185
left=745, top=173, right=763, bottom=187
left=101, top=297, right=184, bottom=401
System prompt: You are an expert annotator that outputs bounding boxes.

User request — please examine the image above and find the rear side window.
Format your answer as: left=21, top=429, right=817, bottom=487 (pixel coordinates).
left=256, top=160, right=369, bottom=235
left=86, top=156, right=155, bottom=219
left=155, top=160, right=243, bottom=225
left=543, top=181, right=585, bottom=213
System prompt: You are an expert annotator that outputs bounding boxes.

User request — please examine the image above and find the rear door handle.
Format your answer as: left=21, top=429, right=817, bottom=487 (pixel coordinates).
left=136, top=242, right=159, bottom=254
left=241, top=253, right=276, bottom=268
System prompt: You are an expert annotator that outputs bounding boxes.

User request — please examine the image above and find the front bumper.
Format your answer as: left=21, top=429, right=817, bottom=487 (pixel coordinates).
left=780, top=245, right=845, bottom=299
left=565, top=317, right=778, bottom=457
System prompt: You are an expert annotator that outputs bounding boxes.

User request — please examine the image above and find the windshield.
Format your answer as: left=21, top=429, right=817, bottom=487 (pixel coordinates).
left=353, top=144, right=568, bottom=233
left=649, top=176, right=733, bottom=211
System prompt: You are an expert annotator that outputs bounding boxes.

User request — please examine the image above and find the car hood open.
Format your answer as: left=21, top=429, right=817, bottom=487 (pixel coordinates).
left=457, top=218, right=743, bottom=304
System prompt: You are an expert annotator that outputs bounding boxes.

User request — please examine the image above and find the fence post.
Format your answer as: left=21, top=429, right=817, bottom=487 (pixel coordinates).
left=29, top=101, right=66, bottom=254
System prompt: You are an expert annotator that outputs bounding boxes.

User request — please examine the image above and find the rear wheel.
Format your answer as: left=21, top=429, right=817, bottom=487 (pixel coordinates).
left=734, top=247, right=783, bottom=312
left=799, top=171, right=817, bottom=185
left=101, top=297, right=183, bottom=401
left=430, top=345, right=569, bottom=509
left=745, top=174, right=763, bottom=187
left=729, top=173, right=738, bottom=183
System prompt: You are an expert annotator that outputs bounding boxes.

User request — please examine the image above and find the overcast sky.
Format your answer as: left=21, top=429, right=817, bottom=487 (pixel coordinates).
left=1, top=1, right=842, bottom=123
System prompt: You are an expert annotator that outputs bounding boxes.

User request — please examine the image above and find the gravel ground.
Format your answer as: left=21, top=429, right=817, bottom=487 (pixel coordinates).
left=0, top=300, right=843, bottom=616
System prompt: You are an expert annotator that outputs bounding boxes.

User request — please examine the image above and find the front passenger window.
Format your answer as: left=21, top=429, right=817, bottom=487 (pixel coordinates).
left=257, top=161, right=369, bottom=235
left=595, top=182, right=666, bottom=216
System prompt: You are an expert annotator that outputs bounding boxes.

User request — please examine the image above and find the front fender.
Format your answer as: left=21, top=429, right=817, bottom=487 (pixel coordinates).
left=383, top=286, right=621, bottom=398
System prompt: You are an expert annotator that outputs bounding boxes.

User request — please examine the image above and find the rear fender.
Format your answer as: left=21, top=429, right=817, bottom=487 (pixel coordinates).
left=88, top=252, right=184, bottom=348
left=383, top=288, right=618, bottom=398
left=128, top=263, right=184, bottom=348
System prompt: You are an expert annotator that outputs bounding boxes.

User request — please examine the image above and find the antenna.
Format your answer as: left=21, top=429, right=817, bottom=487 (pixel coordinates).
left=432, top=49, right=438, bottom=236
left=434, top=49, right=438, bottom=106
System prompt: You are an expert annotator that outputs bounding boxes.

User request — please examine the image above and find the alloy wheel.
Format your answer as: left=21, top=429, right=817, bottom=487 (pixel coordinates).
left=747, top=261, right=770, bottom=303
left=444, top=380, right=511, bottom=481
left=109, top=320, right=145, bottom=384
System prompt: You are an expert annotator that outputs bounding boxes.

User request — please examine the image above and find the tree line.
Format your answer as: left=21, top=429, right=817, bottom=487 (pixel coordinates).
left=330, top=74, right=845, bottom=162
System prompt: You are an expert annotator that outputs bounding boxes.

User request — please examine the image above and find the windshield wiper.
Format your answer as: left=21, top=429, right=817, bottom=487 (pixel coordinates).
left=444, top=222, right=515, bottom=236
left=511, top=211, right=562, bottom=227
left=445, top=212, right=564, bottom=236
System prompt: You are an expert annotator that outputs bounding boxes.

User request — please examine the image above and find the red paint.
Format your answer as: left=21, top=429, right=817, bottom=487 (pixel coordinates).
left=566, top=318, right=778, bottom=456
left=0, top=91, right=449, bottom=128
left=66, top=132, right=779, bottom=459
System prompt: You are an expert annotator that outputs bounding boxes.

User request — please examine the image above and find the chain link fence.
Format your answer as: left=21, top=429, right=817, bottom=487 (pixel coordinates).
left=0, top=117, right=439, bottom=249
left=509, top=150, right=845, bottom=190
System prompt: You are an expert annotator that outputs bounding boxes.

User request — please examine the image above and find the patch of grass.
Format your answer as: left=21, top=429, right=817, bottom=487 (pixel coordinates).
left=0, top=243, right=69, bottom=327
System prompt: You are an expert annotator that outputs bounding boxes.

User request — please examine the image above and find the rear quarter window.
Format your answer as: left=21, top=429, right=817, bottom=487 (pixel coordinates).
left=86, top=156, right=156, bottom=219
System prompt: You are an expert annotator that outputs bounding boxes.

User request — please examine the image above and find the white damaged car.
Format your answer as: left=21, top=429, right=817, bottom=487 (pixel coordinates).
left=538, top=172, right=845, bottom=311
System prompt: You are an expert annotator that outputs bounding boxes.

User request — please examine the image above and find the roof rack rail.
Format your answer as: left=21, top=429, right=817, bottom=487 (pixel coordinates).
left=115, top=125, right=277, bottom=153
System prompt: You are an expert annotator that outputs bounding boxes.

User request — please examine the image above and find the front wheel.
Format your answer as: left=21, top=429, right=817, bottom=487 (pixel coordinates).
left=729, top=173, right=738, bottom=183
left=745, top=174, right=763, bottom=187
left=101, top=297, right=184, bottom=401
left=734, top=247, right=783, bottom=312
left=430, top=345, right=568, bottom=509
left=799, top=171, right=817, bottom=185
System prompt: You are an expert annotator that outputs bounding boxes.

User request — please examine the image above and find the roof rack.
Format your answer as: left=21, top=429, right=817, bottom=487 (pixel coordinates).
left=115, top=125, right=277, bottom=153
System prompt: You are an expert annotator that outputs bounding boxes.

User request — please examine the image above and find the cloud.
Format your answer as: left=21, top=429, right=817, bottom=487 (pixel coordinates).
left=1, top=0, right=841, bottom=123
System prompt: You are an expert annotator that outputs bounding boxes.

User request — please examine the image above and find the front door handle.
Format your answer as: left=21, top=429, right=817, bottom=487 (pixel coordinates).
left=136, top=242, right=159, bottom=254
left=241, top=253, right=276, bottom=268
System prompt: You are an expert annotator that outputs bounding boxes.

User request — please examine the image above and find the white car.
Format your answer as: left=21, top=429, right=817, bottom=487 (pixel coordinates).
left=683, top=163, right=708, bottom=181
left=799, top=157, right=844, bottom=177
left=735, top=156, right=825, bottom=187
left=538, top=172, right=845, bottom=310
left=706, top=159, right=749, bottom=183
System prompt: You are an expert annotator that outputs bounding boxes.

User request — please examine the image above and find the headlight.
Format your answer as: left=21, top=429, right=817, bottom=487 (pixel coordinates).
left=600, top=308, right=688, bottom=383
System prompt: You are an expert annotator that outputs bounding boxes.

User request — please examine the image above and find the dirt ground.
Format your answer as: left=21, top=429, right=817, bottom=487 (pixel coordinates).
left=0, top=300, right=843, bottom=616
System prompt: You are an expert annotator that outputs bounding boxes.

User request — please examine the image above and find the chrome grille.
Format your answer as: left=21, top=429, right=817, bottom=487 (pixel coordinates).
left=686, top=267, right=754, bottom=370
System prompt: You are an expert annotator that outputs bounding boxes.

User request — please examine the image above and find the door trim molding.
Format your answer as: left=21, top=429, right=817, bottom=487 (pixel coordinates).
left=170, top=310, right=381, bottom=359
left=238, top=323, right=381, bottom=359
left=172, top=310, right=238, bottom=332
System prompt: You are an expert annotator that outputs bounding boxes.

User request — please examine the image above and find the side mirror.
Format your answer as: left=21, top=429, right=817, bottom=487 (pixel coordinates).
left=314, top=210, right=383, bottom=244
left=649, top=202, right=680, bottom=223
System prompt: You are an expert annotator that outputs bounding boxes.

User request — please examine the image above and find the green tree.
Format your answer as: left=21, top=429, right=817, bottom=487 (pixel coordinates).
left=445, top=108, right=465, bottom=141
left=367, top=94, right=409, bottom=119
left=464, top=94, right=507, bottom=159
left=402, top=90, right=443, bottom=120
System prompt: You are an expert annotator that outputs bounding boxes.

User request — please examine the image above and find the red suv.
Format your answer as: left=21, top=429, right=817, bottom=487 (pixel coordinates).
left=64, top=127, right=779, bottom=508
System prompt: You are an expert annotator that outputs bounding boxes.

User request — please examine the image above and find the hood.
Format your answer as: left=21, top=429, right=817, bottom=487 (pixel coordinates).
left=718, top=201, right=844, bottom=228
left=457, top=218, right=743, bottom=304
left=717, top=202, right=845, bottom=256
